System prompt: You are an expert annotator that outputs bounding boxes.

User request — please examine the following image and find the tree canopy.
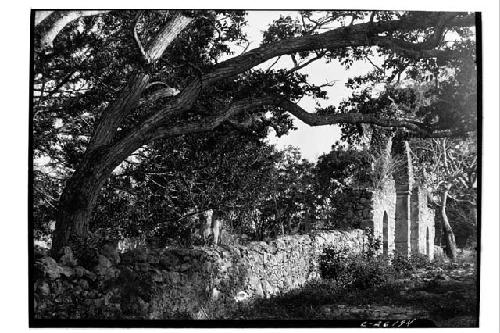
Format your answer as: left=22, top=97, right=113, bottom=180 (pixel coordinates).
left=32, top=10, right=477, bottom=254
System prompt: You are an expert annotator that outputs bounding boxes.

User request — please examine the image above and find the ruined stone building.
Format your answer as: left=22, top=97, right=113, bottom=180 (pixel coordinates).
left=329, top=134, right=435, bottom=260
left=391, top=139, right=435, bottom=260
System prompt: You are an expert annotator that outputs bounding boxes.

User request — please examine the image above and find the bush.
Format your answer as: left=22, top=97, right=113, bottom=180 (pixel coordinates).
left=319, top=231, right=433, bottom=289
left=319, top=247, right=351, bottom=286
left=319, top=247, right=391, bottom=290
left=391, top=252, right=430, bottom=276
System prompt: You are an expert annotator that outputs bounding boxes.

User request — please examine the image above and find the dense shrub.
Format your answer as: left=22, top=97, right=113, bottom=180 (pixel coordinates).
left=319, top=232, right=431, bottom=289
left=392, top=252, right=430, bottom=275
left=319, top=247, right=391, bottom=289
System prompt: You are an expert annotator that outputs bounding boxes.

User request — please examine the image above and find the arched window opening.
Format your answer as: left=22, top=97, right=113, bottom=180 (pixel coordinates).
left=383, top=211, right=389, bottom=257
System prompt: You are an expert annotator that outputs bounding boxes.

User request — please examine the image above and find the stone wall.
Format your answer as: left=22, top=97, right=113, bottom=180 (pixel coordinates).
left=325, top=188, right=374, bottom=229
left=417, top=188, right=435, bottom=260
left=327, top=181, right=396, bottom=256
left=371, top=180, right=397, bottom=256
left=34, top=229, right=366, bottom=319
left=410, top=187, right=435, bottom=260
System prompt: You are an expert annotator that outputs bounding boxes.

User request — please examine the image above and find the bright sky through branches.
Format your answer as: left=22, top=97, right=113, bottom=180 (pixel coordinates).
left=241, top=11, right=384, bottom=161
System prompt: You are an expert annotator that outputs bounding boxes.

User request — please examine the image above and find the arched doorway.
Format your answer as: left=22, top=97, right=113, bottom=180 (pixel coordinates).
left=383, top=211, right=389, bottom=257
left=426, top=227, right=430, bottom=257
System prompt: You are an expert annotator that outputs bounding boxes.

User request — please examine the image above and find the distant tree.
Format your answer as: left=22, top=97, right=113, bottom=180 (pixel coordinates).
left=314, top=142, right=373, bottom=193
left=255, top=147, right=316, bottom=238
left=91, top=128, right=283, bottom=244
left=411, top=138, right=477, bottom=260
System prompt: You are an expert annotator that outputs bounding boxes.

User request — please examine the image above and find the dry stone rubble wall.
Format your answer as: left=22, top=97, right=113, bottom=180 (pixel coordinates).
left=34, top=229, right=366, bottom=319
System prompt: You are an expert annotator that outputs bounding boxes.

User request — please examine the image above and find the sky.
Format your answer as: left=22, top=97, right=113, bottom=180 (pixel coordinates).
left=241, top=11, right=382, bottom=161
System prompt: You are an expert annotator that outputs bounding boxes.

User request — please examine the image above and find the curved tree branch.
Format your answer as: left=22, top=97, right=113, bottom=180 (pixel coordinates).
left=148, top=96, right=276, bottom=141
left=50, top=11, right=475, bottom=185
left=108, top=93, right=455, bottom=175
left=86, top=13, right=193, bottom=152
left=142, top=87, right=180, bottom=104
left=130, top=12, right=474, bottom=142
left=35, top=10, right=111, bottom=50
left=132, top=12, right=150, bottom=63
left=275, top=98, right=432, bottom=135
left=103, top=96, right=276, bottom=174
left=286, top=51, right=327, bottom=74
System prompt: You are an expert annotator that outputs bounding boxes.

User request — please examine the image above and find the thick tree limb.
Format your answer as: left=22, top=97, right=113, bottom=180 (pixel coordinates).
left=145, top=14, right=193, bottom=62
left=36, top=10, right=111, bottom=50
left=59, top=12, right=475, bottom=189
left=109, top=95, right=446, bottom=175
left=148, top=97, right=276, bottom=141
left=87, top=13, right=193, bottom=152
left=274, top=98, right=432, bottom=135
left=133, top=15, right=150, bottom=63
left=132, top=12, right=474, bottom=137
left=143, top=87, right=180, bottom=104
left=277, top=100, right=468, bottom=139
left=104, top=97, right=275, bottom=174
left=198, top=12, right=473, bottom=87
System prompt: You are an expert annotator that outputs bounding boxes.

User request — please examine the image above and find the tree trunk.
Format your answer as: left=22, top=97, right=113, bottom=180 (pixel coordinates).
left=51, top=173, right=105, bottom=256
left=441, top=187, right=458, bottom=260
left=50, top=133, right=140, bottom=255
left=51, top=131, right=152, bottom=255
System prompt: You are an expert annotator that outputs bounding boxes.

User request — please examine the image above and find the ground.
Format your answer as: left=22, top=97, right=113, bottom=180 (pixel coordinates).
left=229, top=250, right=477, bottom=327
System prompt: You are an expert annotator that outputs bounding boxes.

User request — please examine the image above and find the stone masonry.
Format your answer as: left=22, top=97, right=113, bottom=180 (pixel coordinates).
left=330, top=138, right=435, bottom=260
left=392, top=140, right=435, bottom=260
left=326, top=180, right=396, bottom=257
left=34, top=230, right=367, bottom=319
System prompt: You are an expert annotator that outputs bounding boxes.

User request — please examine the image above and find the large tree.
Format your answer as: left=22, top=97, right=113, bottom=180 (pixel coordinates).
left=32, top=10, right=477, bottom=254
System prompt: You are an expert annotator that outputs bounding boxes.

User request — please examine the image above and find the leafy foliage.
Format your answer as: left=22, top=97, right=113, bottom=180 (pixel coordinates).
left=314, top=142, right=373, bottom=193
left=32, top=10, right=477, bottom=250
left=391, top=252, right=430, bottom=275
left=319, top=234, right=389, bottom=290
